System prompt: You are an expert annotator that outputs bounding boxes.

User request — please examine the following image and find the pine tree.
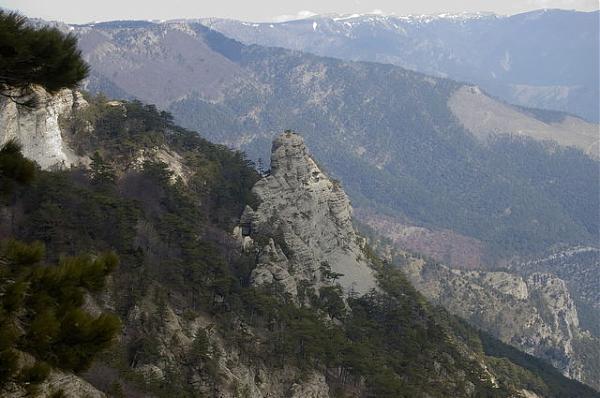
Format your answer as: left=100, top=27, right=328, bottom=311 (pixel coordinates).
left=0, top=11, right=89, bottom=106
left=0, top=139, right=35, bottom=196
left=89, top=151, right=116, bottom=186
left=0, top=240, right=120, bottom=386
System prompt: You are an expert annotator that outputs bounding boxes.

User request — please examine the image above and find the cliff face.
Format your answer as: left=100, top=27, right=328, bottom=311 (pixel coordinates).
left=401, top=258, right=600, bottom=389
left=0, top=88, right=87, bottom=169
left=236, top=132, right=376, bottom=297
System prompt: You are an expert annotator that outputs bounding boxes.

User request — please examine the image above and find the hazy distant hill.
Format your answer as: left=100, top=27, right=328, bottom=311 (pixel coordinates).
left=202, top=9, right=600, bottom=122
left=73, top=20, right=599, bottom=265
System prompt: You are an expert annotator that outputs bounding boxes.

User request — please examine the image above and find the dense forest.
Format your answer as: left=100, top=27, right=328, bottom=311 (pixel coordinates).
left=1, top=12, right=599, bottom=397
left=1, top=95, right=597, bottom=397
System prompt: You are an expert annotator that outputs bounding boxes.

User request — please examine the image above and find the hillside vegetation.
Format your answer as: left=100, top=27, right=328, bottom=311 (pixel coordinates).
left=2, top=96, right=598, bottom=397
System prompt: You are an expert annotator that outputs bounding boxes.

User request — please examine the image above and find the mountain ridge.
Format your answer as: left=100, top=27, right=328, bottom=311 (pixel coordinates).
left=69, top=18, right=599, bottom=267
left=201, top=8, right=599, bottom=122
left=5, top=89, right=599, bottom=396
left=2, top=12, right=599, bottom=396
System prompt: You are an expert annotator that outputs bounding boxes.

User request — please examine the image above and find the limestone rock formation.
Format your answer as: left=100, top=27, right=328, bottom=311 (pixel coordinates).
left=236, top=131, right=376, bottom=297
left=401, top=258, right=600, bottom=388
left=0, top=88, right=87, bottom=169
left=0, top=88, right=193, bottom=182
left=122, top=297, right=332, bottom=398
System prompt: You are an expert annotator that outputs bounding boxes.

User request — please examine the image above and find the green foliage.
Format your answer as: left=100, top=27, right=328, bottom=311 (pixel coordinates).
left=19, top=362, right=51, bottom=384
left=142, top=160, right=173, bottom=184
left=234, top=261, right=599, bottom=397
left=0, top=99, right=260, bottom=394
left=0, top=11, right=88, bottom=105
left=189, top=328, right=211, bottom=362
left=61, top=95, right=260, bottom=227
left=89, top=151, right=116, bottom=186
left=316, top=286, right=346, bottom=320
left=0, top=139, right=36, bottom=197
left=1, top=238, right=45, bottom=266
left=0, top=350, right=19, bottom=384
left=49, top=390, right=67, bottom=398
left=320, top=261, right=343, bottom=282
left=233, top=265, right=509, bottom=397
left=344, top=266, right=495, bottom=396
left=0, top=240, right=120, bottom=386
left=238, top=285, right=347, bottom=370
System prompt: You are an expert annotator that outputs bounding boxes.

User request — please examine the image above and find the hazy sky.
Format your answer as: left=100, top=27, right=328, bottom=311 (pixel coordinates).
left=1, top=0, right=598, bottom=23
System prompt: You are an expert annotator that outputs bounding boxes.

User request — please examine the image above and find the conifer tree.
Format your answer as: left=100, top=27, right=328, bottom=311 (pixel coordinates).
left=89, top=151, right=116, bottom=186
left=0, top=139, right=35, bottom=197
left=0, top=240, right=120, bottom=386
left=0, top=11, right=89, bottom=106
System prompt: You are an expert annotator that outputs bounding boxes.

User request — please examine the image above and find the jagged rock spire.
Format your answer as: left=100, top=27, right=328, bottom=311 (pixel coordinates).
left=238, top=131, right=376, bottom=296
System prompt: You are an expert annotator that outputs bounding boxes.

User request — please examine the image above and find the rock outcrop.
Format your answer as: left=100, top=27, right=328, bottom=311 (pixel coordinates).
left=120, top=295, right=332, bottom=398
left=1, top=352, right=105, bottom=398
left=401, top=258, right=600, bottom=388
left=0, top=89, right=193, bottom=182
left=0, top=88, right=87, bottom=169
left=235, top=131, right=376, bottom=297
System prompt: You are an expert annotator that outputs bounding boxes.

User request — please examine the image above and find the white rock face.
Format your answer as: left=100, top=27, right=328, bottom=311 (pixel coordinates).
left=240, top=132, right=376, bottom=296
left=0, top=88, right=86, bottom=169
left=402, top=260, right=592, bottom=383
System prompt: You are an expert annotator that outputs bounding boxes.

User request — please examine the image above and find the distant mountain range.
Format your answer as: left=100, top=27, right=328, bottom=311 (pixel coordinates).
left=200, top=9, right=600, bottom=122
left=70, top=19, right=599, bottom=266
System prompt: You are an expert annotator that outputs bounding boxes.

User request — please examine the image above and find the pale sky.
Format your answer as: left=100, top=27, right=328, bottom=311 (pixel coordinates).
left=1, top=0, right=598, bottom=24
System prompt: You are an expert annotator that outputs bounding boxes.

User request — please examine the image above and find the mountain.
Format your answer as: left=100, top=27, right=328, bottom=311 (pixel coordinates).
left=398, top=252, right=600, bottom=389
left=60, top=20, right=600, bottom=389
left=201, top=9, right=600, bottom=122
left=71, top=20, right=599, bottom=267
left=507, top=247, right=600, bottom=339
left=4, top=90, right=599, bottom=397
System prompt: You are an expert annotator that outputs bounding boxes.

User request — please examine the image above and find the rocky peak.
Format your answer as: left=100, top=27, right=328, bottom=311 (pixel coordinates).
left=237, top=131, right=376, bottom=297
left=269, top=132, right=313, bottom=179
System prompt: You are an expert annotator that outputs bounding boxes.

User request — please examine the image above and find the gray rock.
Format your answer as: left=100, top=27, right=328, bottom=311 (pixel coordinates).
left=240, top=131, right=376, bottom=296
left=0, top=87, right=87, bottom=170
left=401, top=258, right=599, bottom=386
